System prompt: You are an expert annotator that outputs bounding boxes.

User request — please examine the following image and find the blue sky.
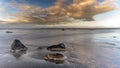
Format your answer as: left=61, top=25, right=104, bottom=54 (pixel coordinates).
left=0, top=0, right=108, bottom=8
left=0, top=0, right=72, bottom=8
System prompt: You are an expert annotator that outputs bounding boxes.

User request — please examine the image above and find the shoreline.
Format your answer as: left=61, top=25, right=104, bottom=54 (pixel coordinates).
left=0, top=28, right=120, bottom=30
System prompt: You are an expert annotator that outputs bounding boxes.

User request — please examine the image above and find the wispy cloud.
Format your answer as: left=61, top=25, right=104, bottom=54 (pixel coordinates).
left=1, top=0, right=117, bottom=24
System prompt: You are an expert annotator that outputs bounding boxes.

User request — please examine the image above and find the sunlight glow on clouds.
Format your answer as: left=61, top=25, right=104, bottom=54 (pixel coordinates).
left=0, top=0, right=118, bottom=24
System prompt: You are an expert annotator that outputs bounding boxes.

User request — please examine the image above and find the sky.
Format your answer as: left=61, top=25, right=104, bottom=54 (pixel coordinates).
left=0, top=0, right=120, bottom=24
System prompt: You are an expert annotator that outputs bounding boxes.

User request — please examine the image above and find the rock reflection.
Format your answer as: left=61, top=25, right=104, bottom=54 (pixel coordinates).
left=11, top=50, right=27, bottom=58
left=44, top=53, right=66, bottom=64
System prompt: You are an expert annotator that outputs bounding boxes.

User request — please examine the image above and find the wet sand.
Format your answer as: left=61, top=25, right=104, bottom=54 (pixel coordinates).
left=0, top=29, right=120, bottom=68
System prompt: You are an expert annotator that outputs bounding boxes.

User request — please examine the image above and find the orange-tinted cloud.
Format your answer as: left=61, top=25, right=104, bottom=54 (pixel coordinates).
left=2, top=0, right=117, bottom=23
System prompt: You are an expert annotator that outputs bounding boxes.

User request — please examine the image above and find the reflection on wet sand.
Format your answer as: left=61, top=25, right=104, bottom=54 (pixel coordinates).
left=10, top=41, right=68, bottom=64
left=11, top=50, right=27, bottom=58
left=0, top=29, right=120, bottom=68
left=44, top=53, right=66, bottom=64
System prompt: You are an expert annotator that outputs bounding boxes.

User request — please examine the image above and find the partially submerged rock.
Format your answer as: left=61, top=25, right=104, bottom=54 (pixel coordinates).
left=11, top=39, right=28, bottom=51
left=44, top=53, right=66, bottom=64
left=47, top=43, right=67, bottom=51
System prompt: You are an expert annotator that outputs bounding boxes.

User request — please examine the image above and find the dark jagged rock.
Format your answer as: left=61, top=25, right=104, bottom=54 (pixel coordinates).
left=47, top=43, right=67, bottom=51
left=11, top=39, right=28, bottom=51
left=44, top=53, right=66, bottom=64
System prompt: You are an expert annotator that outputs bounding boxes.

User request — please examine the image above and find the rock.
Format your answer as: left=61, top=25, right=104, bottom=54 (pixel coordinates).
left=37, top=47, right=43, bottom=50
left=113, top=36, right=117, bottom=38
left=11, top=39, right=28, bottom=51
left=61, top=29, right=65, bottom=31
left=44, top=53, right=66, bottom=64
left=37, top=46, right=48, bottom=50
left=47, top=43, right=67, bottom=51
left=6, top=31, right=13, bottom=33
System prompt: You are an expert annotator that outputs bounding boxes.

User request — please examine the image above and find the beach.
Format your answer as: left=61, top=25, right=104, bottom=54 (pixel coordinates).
left=0, top=29, right=120, bottom=68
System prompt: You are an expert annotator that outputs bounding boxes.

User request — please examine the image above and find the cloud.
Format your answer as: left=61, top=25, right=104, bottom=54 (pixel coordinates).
left=2, top=0, right=117, bottom=24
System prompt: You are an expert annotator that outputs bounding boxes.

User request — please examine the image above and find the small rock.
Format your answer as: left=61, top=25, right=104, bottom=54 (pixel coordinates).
left=11, top=39, right=28, bottom=51
left=47, top=43, right=67, bottom=51
left=37, top=47, right=43, bottom=50
left=44, top=53, right=66, bottom=64
left=113, top=36, right=117, bottom=38
left=61, top=29, right=65, bottom=31
left=6, top=31, right=13, bottom=33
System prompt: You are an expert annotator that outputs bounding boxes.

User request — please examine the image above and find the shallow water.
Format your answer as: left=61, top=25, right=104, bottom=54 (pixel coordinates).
left=0, top=29, right=120, bottom=68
